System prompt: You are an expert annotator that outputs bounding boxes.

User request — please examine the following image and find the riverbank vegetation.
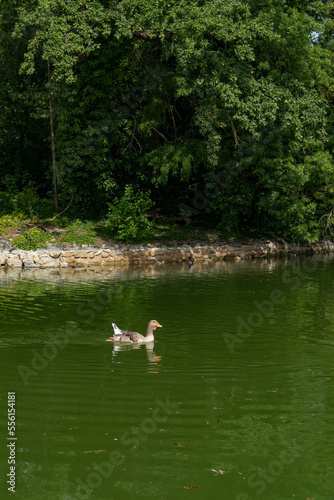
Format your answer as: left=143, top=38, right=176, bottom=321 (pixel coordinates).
left=0, top=0, right=333, bottom=245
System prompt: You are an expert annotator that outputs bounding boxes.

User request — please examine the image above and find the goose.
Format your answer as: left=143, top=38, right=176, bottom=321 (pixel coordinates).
left=106, top=320, right=162, bottom=343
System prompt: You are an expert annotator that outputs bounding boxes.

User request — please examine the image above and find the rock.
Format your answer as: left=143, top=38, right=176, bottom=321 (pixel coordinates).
left=72, top=251, right=88, bottom=259
left=62, top=251, right=73, bottom=258
left=1, top=239, right=334, bottom=268
left=0, top=251, right=10, bottom=265
left=61, top=256, right=76, bottom=265
left=49, top=242, right=64, bottom=249
left=104, top=256, right=115, bottom=263
left=40, top=256, right=60, bottom=267
left=91, top=255, right=103, bottom=264
left=22, top=257, right=37, bottom=268
left=49, top=251, right=61, bottom=259
left=6, top=255, right=22, bottom=267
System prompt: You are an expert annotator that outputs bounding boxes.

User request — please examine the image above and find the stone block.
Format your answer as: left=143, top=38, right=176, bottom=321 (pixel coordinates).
left=60, top=256, right=76, bottom=265
left=39, top=256, right=59, bottom=267
left=6, top=256, right=22, bottom=267
left=0, top=251, right=10, bottom=265
left=62, top=251, right=73, bottom=258
left=104, top=256, right=115, bottom=264
left=49, top=251, right=61, bottom=259
left=72, top=251, right=87, bottom=259
left=22, top=259, right=36, bottom=268
left=91, top=255, right=103, bottom=264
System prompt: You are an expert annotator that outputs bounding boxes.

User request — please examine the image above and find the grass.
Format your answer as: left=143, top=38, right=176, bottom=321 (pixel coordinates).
left=151, top=217, right=224, bottom=242
left=0, top=213, right=227, bottom=250
left=0, top=215, right=25, bottom=236
left=0, top=215, right=98, bottom=250
left=58, top=219, right=97, bottom=246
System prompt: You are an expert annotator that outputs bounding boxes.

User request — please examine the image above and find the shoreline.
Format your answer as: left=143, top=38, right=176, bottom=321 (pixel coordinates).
left=1, top=239, right=334, bottom=269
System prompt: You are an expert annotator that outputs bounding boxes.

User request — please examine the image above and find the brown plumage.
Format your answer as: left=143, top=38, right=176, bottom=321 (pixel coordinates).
left=106, top=320, right=162, bottom=343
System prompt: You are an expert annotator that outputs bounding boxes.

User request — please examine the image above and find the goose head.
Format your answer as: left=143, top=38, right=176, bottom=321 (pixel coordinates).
left=149, top=320, right=162, bottom=331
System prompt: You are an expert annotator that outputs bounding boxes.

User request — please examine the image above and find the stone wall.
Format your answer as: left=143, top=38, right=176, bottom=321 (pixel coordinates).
left=1, top=239, right=334, bottom=268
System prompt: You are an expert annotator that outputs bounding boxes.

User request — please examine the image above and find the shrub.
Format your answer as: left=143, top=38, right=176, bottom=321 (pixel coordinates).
left=12, top=227, right=52, bottom=250
left=0, top=192, right=14, bottom=214
left=106, top=185, right=155, bottom=243
left=13, top=186, right=40, bottom=218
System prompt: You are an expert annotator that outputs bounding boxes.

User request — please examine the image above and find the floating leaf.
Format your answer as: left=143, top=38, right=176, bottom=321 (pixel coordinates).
left=210, top=469, right=226, bottom=476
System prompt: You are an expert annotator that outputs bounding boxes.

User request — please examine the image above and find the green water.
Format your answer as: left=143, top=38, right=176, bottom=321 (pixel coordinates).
left=0, top=257, right=334, bottom=500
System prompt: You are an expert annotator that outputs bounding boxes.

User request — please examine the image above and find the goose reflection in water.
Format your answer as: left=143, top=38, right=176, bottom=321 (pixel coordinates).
left=111, top=342, right=162, bottom=373
left=107, top=320, right=162, bottom=373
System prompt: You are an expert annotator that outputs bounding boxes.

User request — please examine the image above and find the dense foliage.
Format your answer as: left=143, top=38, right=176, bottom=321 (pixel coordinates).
left=0, top=0, right=333, bottom=241
left=12, top=227, right=52, bottom=250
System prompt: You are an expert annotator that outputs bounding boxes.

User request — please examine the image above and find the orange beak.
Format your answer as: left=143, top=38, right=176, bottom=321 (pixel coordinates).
left=156, top=322, right=162, bottom=328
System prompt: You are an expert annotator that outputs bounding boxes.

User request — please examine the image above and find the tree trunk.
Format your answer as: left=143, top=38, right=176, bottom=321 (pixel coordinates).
left=47, top=59, right=58, bottom=210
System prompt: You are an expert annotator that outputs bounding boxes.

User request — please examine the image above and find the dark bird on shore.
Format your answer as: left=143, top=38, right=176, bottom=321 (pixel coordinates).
left=187, top=256, right=194, bottom=267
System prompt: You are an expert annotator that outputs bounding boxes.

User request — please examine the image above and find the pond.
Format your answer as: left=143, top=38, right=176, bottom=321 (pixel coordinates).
left=0, top=257, right=334, bottom=500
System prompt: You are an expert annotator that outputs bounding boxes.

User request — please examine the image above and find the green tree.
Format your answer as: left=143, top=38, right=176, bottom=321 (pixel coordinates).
left=114, top=0, right=334, bottom=240
left=0, top=0, right=333, bottom=242
left=12, top=0, right=113, bottom=209
left=0, top=0, right=50, bottom=205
